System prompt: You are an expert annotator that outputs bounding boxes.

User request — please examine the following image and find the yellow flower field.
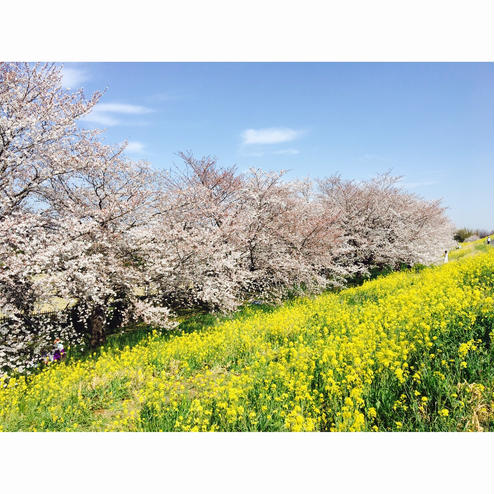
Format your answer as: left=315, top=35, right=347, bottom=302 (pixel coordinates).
left=1, top=248, right=493, bottom=432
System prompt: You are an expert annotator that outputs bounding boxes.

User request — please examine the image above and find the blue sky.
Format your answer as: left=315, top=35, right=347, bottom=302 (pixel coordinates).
left=62, top=62, right=493, bottom=230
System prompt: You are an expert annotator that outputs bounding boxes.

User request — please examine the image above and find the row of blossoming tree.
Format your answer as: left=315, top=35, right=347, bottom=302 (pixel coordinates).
left=0, top=63, right=455, bottom=373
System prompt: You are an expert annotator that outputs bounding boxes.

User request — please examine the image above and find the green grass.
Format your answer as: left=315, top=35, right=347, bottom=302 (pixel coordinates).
left=449, top=237, right=493, bottom=261
left=66, top=303, right=276, bottom=364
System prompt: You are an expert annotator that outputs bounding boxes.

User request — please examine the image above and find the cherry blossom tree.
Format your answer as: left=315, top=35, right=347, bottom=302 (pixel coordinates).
left=0, top=63, right=103, bottom=372
left=145, top=152, right=248, bottom=312
left=147, top=155, right=347, bottom=309
left=0, top=63, right=101, bottom=218
left=0, top=63, right=171, bottom=372
left=318, top=173, right=455, bottom=276
left=39, top=140, right=173, bottom=346
left=234, top=168, right=346, bottom=300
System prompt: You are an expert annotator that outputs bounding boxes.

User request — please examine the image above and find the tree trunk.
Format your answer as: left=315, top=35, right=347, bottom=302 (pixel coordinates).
left=107, top=298, right=126, bottom=332
left=89, top=305, right=106, bottom=348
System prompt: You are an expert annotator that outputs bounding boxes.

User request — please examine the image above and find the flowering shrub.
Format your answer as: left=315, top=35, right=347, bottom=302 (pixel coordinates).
left=1, top=249, right=492, bottom=431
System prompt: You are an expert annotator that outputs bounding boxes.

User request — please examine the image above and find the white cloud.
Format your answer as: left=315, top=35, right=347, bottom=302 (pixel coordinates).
left=81, top=112, right=120, bottom=126
left=125, top=141, right=145, bottom=153
left=95, top=103, right=153, bottom=115
left=241, top=127, right=304, bottom=145
left=80, top=102, right=154, bottom=127
left=273, top=148, right=300, bottom=155
left=61, top=67, right=88, bottom=89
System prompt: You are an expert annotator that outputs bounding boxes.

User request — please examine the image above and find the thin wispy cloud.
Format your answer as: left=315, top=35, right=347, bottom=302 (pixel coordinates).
left=95, top=103, right=153, bottom=114
left=61, top=67, right=89, bottom=89
left=360, top=153, right=395, bottom=164
left=125, top=141, right=145, bottom=153
left=242, top=148, right=301, bottom=158
left=273, top=148, right=300, bottom=155
left=81, top=112, right=119, bottom=126
left=241, top=127, right=304, bottom=145
left=401, top=180, right=438, bottom=189
left=244, top=151, right=266, bottom=158
left=80, top=102, right=154, bottom=127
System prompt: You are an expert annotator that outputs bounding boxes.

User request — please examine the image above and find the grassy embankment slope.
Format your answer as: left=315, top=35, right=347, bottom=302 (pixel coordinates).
left=1, top=240, right=493, bottom=431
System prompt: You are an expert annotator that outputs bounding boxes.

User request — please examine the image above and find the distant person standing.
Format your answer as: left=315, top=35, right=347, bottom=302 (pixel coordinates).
left=487, top=236, right=491, bottom=245
left=443, top=250, right=449, bottom=263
